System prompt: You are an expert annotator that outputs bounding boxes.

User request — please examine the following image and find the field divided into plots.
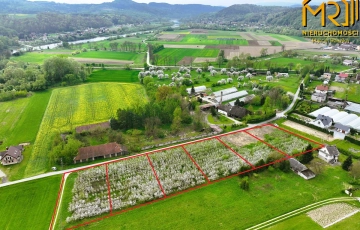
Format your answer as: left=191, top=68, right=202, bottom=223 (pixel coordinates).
left=24, top=83, right=148, bottom=178
left=53, top=124, right=323, bottom=230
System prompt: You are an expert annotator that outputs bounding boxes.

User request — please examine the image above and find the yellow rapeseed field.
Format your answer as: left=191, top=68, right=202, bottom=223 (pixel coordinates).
left=24, top=83, right=148, bottom=177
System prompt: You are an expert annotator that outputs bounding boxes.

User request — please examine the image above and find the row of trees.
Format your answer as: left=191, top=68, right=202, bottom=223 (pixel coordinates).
left=0, top=57, right=91, bottom=101
left=109, top=41, right=143, bottom=52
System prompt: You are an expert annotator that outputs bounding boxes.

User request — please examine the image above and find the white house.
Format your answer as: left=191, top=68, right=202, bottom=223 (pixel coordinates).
left=309, top=114, right=333, bottom=129
left=315, top=85, right=329, bottom=94
left=318, top=146, right=340, bottom=163
left=289, top=158, right=316, bottom=180
left=311, top=93, right=327, bottom=102
left=343, top=59, right=353, bottom=66
left=277, top=73, right=289, bottom=78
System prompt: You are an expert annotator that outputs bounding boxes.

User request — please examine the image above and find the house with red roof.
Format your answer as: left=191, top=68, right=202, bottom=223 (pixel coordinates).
left=315, top=85, right=329, bottom=94
left=335, top=73, right=349, bottom=82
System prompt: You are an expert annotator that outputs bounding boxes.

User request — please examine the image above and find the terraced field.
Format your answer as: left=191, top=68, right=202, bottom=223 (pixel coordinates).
left=24, top=83, right=148, bottom=177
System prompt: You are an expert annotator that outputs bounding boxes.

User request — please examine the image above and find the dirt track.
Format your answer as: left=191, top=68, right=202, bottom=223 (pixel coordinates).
left=283, top=120, right=334, bottom=141
left=70, top=58, right=133, bottom=65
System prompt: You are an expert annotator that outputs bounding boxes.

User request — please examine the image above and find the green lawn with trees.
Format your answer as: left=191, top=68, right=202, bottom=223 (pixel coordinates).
left=0, top=175, right=61, bottom=230
left=62, top=164, right=357, bottom=229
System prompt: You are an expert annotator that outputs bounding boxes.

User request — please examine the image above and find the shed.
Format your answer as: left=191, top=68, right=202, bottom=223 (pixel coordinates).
left=309, top=107, right=331, bottom=117
left=215, top=90, right=248, bottom=103
left=289, top=158, right=315, bottom=180
left=186, top=85, right=206, bottom=95
left=74, top=143, right=128, bottom=164
left=345, top=102, right=360, bottom=114
left=228, top=106, right=249, bottom=119
left=212, top=87, right=238, bottom=98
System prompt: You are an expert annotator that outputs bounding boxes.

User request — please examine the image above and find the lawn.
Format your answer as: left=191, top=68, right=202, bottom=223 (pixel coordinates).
left=0, top=91, right=52, bottom=180
left=63, top=164, right=355, bottom=230
left=154, top=48, right=219, bottom=65
left=0, top=175, right=61, bottom=230
left=330, top=82, right=360, bottom=103
left=24, top=83, right=148, bottom=178
left=87, top=70, right=140, bottom=83
left=207, top=114, right=234, bottom=125
left=261, top=76, right=302, bottom=94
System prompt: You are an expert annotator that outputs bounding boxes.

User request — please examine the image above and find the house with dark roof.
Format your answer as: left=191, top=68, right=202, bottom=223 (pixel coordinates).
left=217, top=104, right=232, bottom=113
left=0, top=146, right=24, bottom=166
left=309, top=114, right=333, bottom=129
left=289, top=158, right=316, bottom=180
left=333, top=123, right=350, bottom=140
left=318, top=146, right=340, bottom=163
left=74, top=142, right=128, bottom=164
left=227, top=106, right=250, bottom=119
left=315, top=85, right=329, bottom=94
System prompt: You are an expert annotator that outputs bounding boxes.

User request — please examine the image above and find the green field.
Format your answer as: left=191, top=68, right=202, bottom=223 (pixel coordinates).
left=263, top=76, right=301, bottom=94
left=257, top=57, right=349, bottom=72
left=155, top=48, right=219, bottom=65
left=24, top=83, right=148, bottom=177
left=267, top=210, right=360, bottom=230
left=154, top=34, right=248, bottom=45
left=74, top=51, right=145, bottom=63
left=11, top=52, right=70, bottom=64
left=330, top=82, right=360, bottom=103
left=87, top=70, right=140, bottom=83
left=255, top=32, right=308, bottom=42
left=0, top=175, right=61, bottom=230
left=61, top=164, right=356, bottom=229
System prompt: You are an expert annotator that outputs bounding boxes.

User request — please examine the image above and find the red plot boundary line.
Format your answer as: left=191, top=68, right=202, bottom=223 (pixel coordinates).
left=49, top=173, right=65, bottom=230
left=146, top=154, right=167, bottom=197
left=105, top=164, right=113, bottom=214
left=215, top=137, right=255, bottom=169
left=244, top=131, right=291, bottom=158
left=53, top=123, right=326, bottom=230
left=181, top=145, right=211, bottom=183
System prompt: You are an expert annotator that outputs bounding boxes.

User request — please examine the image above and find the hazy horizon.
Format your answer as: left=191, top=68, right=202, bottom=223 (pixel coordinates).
left=29, top=0, right=323, bottom=7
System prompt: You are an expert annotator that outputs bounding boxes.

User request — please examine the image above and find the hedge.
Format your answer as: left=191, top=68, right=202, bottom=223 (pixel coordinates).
left=344, top=136, right=360, bottom=146
left=337, top=147, right=360, bottom=160
left=247, top=111, right=276, bottom=123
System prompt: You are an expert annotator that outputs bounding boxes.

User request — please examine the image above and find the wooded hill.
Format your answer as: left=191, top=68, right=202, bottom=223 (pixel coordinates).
left=0, top=0, right=224, bottom=19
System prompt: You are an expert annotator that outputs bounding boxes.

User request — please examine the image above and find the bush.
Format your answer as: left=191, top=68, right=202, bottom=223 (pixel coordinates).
left=240, top=178, right=250, bottom=191
left=342, top=156, right=353, bottom=171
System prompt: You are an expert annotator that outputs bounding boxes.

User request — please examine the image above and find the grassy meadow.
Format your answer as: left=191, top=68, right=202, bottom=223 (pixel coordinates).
left=11, top=52, right=70, bottom=64
left=87, top=69, right=140, bottom=83
left=61, top=164, right=356, bottom=230
left=0, top=175, right=61, bottom=230
left=24, top=83, right=148, bottom=177
left=74, top=51, right=145, bottom=64
left=154, top=48, right=219, bottom=65
left=153, top=34, right=248, bottom=45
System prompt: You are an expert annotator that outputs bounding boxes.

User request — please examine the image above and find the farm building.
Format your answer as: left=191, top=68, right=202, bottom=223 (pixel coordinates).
left=0, top=146, right=24, bottom=166
left=318, top=146, right=340, bottom=164
left=311, top=93, right=326, bottom=102
left=345, top=102, right=360, bottom=114
left=215, top=90, right=248, bottom=103
left=310, top=107, right=360, bottom=131
left=228, top=106, right=250, bottom=119
left=315, top=85, right=329, bottom=94
left=289, top=158, right=316, bottom=180
left=75, top=121, right=111, bottom=133
left=199, top=104, right=215, bottom=111
left=309, top=115, right=333, bottom=129
left=309, top=107, right=331, bottom=117
left=186, top=85, right=206, bottom=95
left=217, top=104, right=233, bottom=113
left=343, top=60, right=353, bottom=66
left=212, top=87, right=238, bottom=98
left=74, top=142, right=128, bottom=164
left=229, top=94, right=255, bottom=106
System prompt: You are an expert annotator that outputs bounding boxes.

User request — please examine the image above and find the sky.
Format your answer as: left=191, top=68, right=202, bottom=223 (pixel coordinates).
left=31, top=0, right=323, bottom=7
